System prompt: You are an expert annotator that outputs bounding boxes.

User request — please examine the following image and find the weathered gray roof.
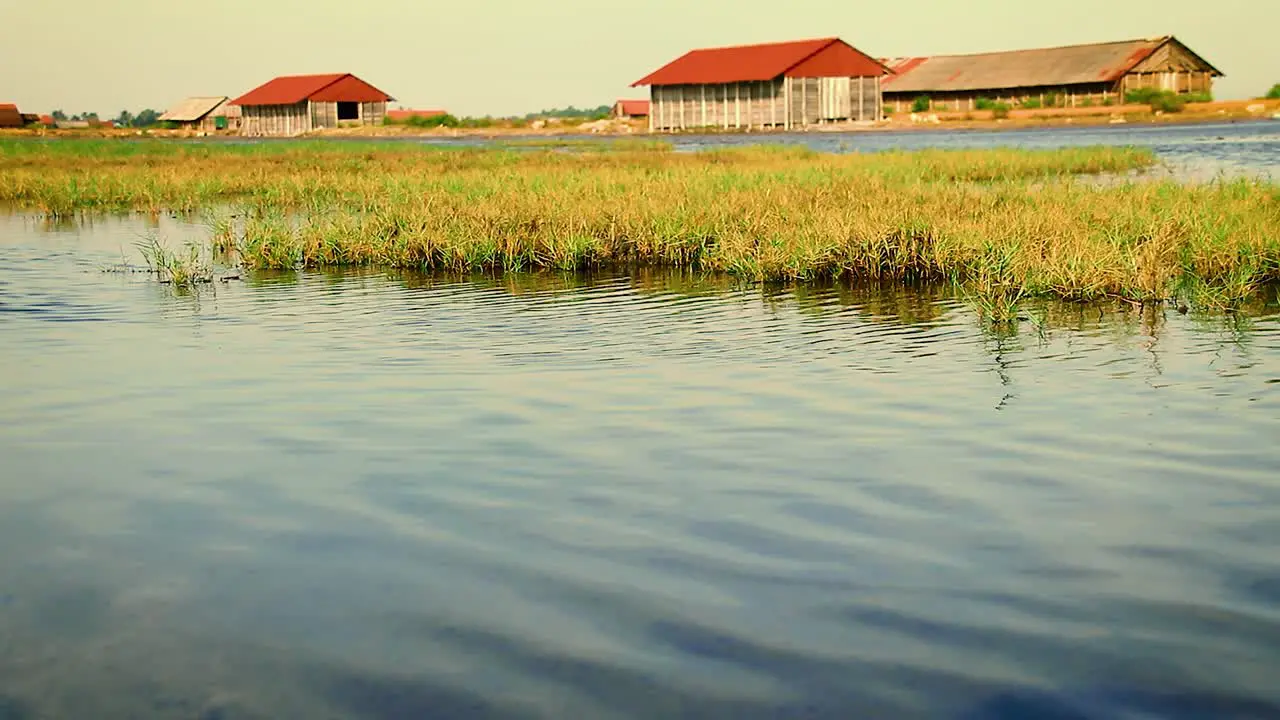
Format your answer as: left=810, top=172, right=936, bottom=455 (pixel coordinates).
left=882, top=36, right=1220, bottom=94
left=159, top=96, right=236, bottom=122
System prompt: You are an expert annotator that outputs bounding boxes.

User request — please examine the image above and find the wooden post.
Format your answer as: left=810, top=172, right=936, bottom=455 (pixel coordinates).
left=737, top=82, right=747, bottom=128
left=858, top=76, right=864, bottom=121
left=770, top=80, right=777, bottom=127
left=700, top=85, right=707, bottom=127
left=801, top=77, right=807, bottom=128
left=778, top=77, right=788, bottom=130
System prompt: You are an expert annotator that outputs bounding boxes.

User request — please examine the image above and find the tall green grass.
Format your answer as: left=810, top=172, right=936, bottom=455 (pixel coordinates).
left=2, top=138, right=1276, bottom=312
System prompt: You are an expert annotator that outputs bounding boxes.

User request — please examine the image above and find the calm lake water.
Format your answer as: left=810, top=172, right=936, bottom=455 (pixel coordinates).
left=8, top=117, right=1280, bottom=718
left=394, top=118, right=1280, bottom=179
left=2, top=209, right=1279, bottom=720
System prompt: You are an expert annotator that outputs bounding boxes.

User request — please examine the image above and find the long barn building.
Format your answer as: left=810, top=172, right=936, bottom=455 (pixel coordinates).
left=233, top=73, right=393, bottom=137
left=882, top=36, right=1223, bottom=112
left=634, top=38, right=889, bottom=132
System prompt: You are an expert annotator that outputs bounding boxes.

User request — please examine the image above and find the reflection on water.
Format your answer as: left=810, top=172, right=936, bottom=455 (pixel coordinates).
left=1, top=215, right=1279, bottom=719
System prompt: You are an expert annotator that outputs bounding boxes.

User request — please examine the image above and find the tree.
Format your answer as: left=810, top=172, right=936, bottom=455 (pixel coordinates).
left=133, top=109, right=160, bottom=127
left=1267, top=84, right=1280, bottom=100
left=51, top=109, right=67, bottom=121
left=115, top=110, right=134, bottom=127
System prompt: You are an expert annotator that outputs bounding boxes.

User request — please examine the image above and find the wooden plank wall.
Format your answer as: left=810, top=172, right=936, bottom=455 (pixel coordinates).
left=650, top=81, right=788, bottom=131
left=361, top=102, right=387, bottom=126
left=240, top=102, right=310, bottom=137
left=650, top=77, right=884, bottom=131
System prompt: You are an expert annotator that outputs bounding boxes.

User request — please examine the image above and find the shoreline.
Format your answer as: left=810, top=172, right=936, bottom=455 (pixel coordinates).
left=2, top=100, right=1277, bottom=141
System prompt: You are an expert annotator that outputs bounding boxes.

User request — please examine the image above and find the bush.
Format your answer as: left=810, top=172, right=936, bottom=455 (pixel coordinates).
left=911, top=96, right=931, bottom=113
left=1123, top=88, right=1188, bottom=113
left=1149, top=92, right=1186, bottom=113
left=1044, top=92, right=1064, bottom=108
left=1102, top=97, right=1114, bottom=107
left=1267, top=84, right=1280, bottom=100
left=990, top=102, right=1011, bottom=120
left=1124, top=88, right=1164, bottom=105
left=1081, top=97, right=1095, bottom=108
left=1020, top=97, right=1042, bottom=110
left=1183, top=91, right=1213, bottom=104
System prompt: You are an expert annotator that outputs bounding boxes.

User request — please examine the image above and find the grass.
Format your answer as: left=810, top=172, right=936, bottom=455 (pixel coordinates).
left=1, top=138, right=1277, bottom=313
left=136, top=236, right=213, bottom=287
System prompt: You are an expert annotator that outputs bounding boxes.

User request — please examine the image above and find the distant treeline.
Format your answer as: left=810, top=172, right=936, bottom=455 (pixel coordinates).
left=49, top=109, right=162, bottom=127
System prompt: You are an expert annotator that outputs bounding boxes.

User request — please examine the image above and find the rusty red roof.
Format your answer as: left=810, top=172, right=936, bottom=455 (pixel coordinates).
left=233, top=73, right=394, bottom=106
left=614, top=99, right=650, bottom=116
left=0, top=104, right=23, bottom=128
left=634, top=38, right=889, bottom=86
left=882, top=36, right=1222, bottom=93
left=386, top=109, right=448, bottom=121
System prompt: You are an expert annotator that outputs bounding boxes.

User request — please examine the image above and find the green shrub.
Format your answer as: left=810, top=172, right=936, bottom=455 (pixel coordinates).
left=1149, top=92, right=1186, bottom=113
left=991, top=102, right=1011, bottom=120
left=1124, top=88, right=1188, bottom=113
left=911, top=96, right=931, bottom=113
left=1183, top=91, right=1213, bottom=104
left=1102, top=97, right=1114, bottom=107
left=1081, top=97, right=1095, bottom=108
left=1124, top=88, right=1164, bottom=105
left=974, top=97, right=995, bottom=110
left=1044, top=92, right=1064, bottom=108
left=1020, top=97, right=1042, bottom=110
left=1267, top=84, right=1280, bottom=100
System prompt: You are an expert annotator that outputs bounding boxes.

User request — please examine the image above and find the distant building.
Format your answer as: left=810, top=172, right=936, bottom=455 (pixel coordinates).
left=882, top=36, right=1223, bottom=112
left=0, top=104, right=24, bottom=128
left=386, top=109, right=448, bottom=123
left=233, top=73, right=394, bottom=137
left=611, top=99, right=650, bottom=119
left=159, top=96, right=242, bottom=132
left=633, top=38, right=889, bottom=132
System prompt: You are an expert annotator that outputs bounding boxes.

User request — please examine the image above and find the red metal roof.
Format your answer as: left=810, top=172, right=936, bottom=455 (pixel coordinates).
left=386, top=109, right=448, bottom=121
left=0, top=104, right=23, bottom=128
left=634, top=38, right=889, bottom=86
left=614, top=99, right=650, bottom=116
left=233, top=73, right=394, bottom=106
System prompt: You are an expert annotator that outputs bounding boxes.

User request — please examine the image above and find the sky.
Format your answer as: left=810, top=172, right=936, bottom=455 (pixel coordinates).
left=1, top=0, right=1275, bottom=118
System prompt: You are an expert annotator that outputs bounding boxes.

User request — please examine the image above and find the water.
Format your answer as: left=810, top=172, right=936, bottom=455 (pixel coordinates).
left=352, top=118, right=1280, bottom=179
left=2, top=213, right=1279, bottom=719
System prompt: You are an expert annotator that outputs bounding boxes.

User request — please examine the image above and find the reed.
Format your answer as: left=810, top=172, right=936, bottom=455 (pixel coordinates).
left=3, top=138, right=1276, bottom=310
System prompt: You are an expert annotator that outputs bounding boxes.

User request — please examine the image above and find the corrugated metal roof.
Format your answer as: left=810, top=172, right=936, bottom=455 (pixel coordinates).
left=233, top=74, right=393, bottom=106
left=882, top=36, right=1220, bottom=93
left=386, top=109, right=448, bottom=121
left=634, top=38, right=887, bottom=86
left=614, top=99, right=650, bottom=116
left=160, top=96, right=230, bottom=122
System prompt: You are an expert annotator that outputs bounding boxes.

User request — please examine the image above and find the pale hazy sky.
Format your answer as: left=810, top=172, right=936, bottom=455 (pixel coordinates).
left=2, top=0, right=1275, bottom=117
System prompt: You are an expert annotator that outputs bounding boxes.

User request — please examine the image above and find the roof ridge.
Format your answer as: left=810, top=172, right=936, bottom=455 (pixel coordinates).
left=914, top=36, right=1168, bottom=60
left=689, top=37, right=838, bottom=52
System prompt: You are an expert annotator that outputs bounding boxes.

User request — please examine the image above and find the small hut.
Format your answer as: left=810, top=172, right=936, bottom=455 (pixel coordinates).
left=159, top=96, right=241, bottom=132
left=634, top=38, right=889, bottom=132
left=611, top=99, right=650, bottom=119
left=233, top=73, right=394, bottom=137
